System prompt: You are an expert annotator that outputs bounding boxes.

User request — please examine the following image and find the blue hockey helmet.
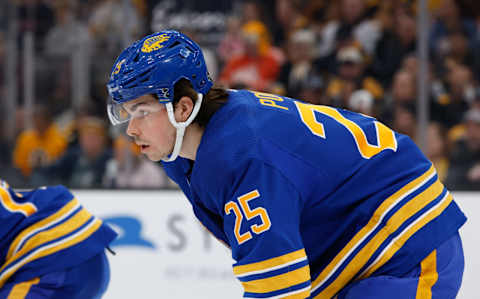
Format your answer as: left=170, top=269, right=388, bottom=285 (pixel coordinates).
left=106, top=30, right=212, bottom=162
left=106, top=30, right=213, bottom=124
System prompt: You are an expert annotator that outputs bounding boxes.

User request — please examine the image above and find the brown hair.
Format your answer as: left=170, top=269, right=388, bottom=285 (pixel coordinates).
left=173, top=78, right=229, bottom=127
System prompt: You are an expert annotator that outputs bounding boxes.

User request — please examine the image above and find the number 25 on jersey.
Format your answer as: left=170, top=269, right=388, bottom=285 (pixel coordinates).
left=224, top=190, right=271, bottom=245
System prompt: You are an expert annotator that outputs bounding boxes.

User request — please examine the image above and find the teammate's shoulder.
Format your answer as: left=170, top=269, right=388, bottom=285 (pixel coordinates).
left=27, top=184, right=75, bottom=205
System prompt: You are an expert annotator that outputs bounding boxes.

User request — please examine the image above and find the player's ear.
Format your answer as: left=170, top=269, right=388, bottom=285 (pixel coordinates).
left=174, top=96, right=195, bottom=122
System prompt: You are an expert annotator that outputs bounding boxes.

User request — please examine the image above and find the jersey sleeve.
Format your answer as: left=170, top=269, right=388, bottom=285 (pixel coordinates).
left=0, top=181, right=37, bottom=239
left=0, top=182, right=117, bottom=287
left=222, top=161, right=311, bottom=299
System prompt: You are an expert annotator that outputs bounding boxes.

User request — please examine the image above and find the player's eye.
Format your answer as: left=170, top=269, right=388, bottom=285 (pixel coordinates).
left=137, top=109, right=150, bottom=118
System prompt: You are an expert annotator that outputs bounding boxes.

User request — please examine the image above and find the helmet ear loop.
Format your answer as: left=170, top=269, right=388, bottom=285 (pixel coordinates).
left=162, top=93, right=203, bottom=162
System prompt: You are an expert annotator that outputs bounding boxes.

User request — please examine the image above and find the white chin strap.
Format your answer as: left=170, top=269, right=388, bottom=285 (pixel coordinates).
left=162, top=93, right=203, bottom=162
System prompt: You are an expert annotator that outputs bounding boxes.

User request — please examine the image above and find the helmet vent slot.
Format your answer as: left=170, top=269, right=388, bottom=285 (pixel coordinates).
left=124, top=78, right=136, bottom=87
left=132, top=53, right=140, bottom=62
left=169, top=41, right=181, bottom=49
left=139, top=70, right=150, bottom=78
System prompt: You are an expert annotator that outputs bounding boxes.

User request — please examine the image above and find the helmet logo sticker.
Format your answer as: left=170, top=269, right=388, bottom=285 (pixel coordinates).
left=107, top=30, right=213, bottom=107
left=113, top=59, right=126, bottom=75
left=141, top=34, right=171, bottom=53
left=158, top=88, right=170, bottom=99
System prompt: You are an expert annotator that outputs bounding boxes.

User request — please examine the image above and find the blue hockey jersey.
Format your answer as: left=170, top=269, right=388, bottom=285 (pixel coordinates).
left=0, top=181, right=117, bottom=288
left=163, top=90, right=467, bottom=299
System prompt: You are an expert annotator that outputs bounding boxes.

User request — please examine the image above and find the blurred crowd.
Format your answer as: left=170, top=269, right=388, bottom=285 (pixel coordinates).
left=1, top=0, right=480, bottom=190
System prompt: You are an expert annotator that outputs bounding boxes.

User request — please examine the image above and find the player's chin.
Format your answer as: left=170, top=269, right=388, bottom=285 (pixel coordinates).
left=143, top=150, right=164, bottom=162
left=148, top=155, right=163, bottom=162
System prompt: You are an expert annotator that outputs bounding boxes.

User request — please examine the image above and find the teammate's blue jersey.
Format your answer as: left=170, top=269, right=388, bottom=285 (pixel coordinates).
left=163, top=90, right=467, bottom=299
left=0, top=181, right=117, bottom=288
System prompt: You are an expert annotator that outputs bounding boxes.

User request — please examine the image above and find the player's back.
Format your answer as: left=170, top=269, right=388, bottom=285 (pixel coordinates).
left=196, top=89, right=432, bottom=202
left=187, top=90, right=466, bottom=297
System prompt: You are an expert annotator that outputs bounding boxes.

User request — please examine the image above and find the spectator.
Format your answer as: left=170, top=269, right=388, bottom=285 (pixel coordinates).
left=103, top=135, right=172, bottom=188
left=32, top=116, right=112, bottom=188
left=217, top=16, right=245, bottom=65
left=317, top=0, right=382, bottom=59
left=303, top=0, right=329, bottom=34
left=370, top=11, right=416, bottom=86
left=271, top=0, right=309, bottom=47
left=348, top=89, right=376, bottom=117
left=392, top=102, right=417, bottom=142
left=474, top=36, right=480, bottom=81
left=380, top=69, right=417, bottom=124
left=471, top=87, right=480, bottom=110
left=0, top=134, right=7, bottom=169
left=401, top=55, right=419, bottom=76
left=242, top=0, right=264, bottom=24
left=435, top=63, right=475, bottom=127
left=326, top=45, right=384, bottom=107
left=427, top=122, right=450, bottom=182
left=297, top=73, right=327, bottom=106
left=219, top=21, right=280, bottom=91
left=12, top=105, right=68, bottom=179
left=0, top=121, right=11, bottom=170
left=390, top=69, right=416, bottom=104
left=445, top=108, right=480, bottom=190
left=43, top=2, right=92, bottom=59
left=0, top=118, right=22, bottom=187
left=430, top=0, right=477, bottom=56
left=435, top=31, right=474, bottom=68
left=277, top=29, right=319, bottom=98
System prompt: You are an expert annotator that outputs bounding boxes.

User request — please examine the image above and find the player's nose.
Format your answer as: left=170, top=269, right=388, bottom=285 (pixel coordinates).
left=126, top=118, right=139, bottom=137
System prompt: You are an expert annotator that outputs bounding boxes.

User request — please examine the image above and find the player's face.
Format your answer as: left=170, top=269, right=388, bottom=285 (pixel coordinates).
left=124, top=95, right=176, bottom=161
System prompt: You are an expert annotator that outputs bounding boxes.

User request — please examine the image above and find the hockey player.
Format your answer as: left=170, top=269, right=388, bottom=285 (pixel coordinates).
left=107, top=30, right=466, bottom=298
left=0, top=180, right=117, bottom=298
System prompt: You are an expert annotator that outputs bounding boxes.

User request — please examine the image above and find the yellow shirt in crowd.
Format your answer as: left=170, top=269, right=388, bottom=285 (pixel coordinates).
left=13, top=124, right=68, bottom=177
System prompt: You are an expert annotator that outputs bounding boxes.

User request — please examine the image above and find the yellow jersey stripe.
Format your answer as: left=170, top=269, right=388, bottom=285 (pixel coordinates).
left=0, top=218, right=102, bottom=288
left=314, top=180, right=444, bottom=298
left=311, top=165, right=435, bottom=291
left=0, top=186, right=37, bottom=217
left=234, top=248, right=307, bottom=277
left=7, top=277, right=40, bottom=299
left=359, top=193, right=452, bottom=279
left=242, top=265, right=310, bottom=293
left=7, top=198, right=80, bottom=260
left=1, top=208, right=92, bottom=275
left=416, top=250, right=438, bottom=299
